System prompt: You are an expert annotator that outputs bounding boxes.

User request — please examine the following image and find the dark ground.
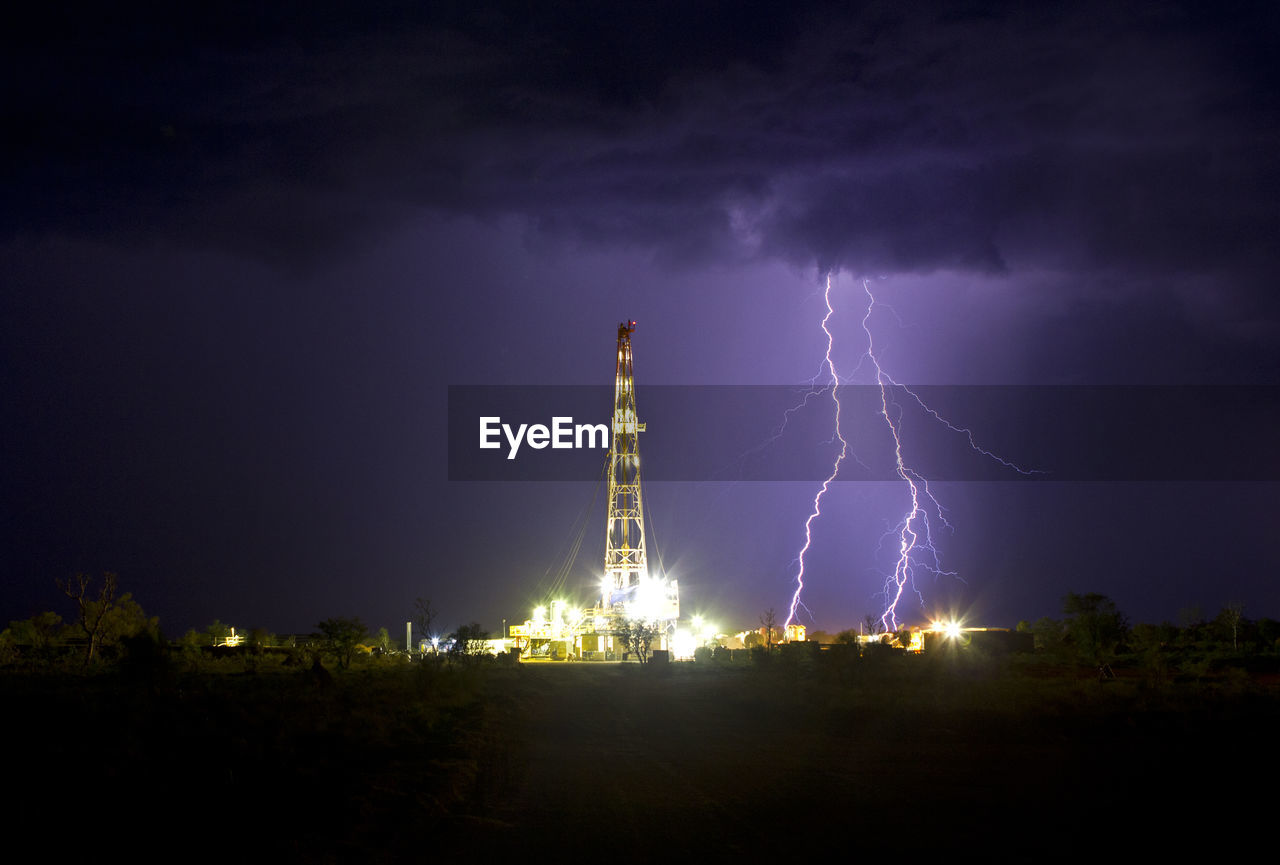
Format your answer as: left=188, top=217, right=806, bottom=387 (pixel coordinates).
left=7, top=654, right=1276, bottom=861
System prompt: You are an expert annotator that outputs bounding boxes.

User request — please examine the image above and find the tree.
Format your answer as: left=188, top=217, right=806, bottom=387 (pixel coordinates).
left=1061, top=592, right=1128, bottom=665
left=316, top=617, right=368, bottom=669
left=7, top=611, right=64, bottom=654
left=836, top=628, right=860, bottom=646
left=0, top=629, right=18, bottom=666
left=615, top=618, right=662, bottom=663
left=759, top=608, right=778, bottom=651
left=246, top=627, right=275, bottom=648
left=205, top=619, right=232, bottom=647
left=57, top=572, right=154, bottom=664
left=1257, top=617, right=1280, bottom=651
left=1028, top=616, right=1066, bottom=654
left=448, top=622, right=490, bottom=658
left=413, top=597, right=438, bottom=651
left=1177, top=605, right=1206, bottom=645
left=374, top=626, right=393, bottom=652
left=1214, top=602, right=1245, bottom=651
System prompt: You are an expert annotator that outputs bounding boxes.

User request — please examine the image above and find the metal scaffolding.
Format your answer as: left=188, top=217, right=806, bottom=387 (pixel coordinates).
left=603, top=319, right=647, bottom=606
left=601, top=320, right=677, bottom=622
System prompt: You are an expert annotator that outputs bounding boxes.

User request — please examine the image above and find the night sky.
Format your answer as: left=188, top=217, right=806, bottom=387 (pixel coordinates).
left=5, top=1, right=1279, bottom=638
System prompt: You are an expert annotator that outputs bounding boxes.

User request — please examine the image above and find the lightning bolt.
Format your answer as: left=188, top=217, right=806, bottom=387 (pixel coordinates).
left=858, top=279, right=1039, bottom=630
left=784, top=274, right=846, bottom=629
left=785, top=274, right=1036, bottom=633
left=858, top=279, right=949, bottom=631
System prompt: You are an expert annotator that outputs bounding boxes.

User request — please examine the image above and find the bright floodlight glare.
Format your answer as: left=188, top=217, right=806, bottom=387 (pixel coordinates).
left=627, top=576, right=668, bottom=621
left=945, top=620, right=962, bottom=639
left=671, top=628, right=696, bottom=660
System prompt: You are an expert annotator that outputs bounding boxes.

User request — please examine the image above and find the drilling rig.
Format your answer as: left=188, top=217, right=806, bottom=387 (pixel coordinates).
left=601, top=319, right=678, bottom=630
left=509, top=319, right=678, bottom=661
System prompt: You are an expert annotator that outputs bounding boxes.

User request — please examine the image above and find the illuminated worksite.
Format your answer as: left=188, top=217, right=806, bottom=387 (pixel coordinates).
left=510, top=320, right=679, bottom=661
left=504, top=322, right=1022, bottom=663
left=848, top=620, right=1032, bottom=654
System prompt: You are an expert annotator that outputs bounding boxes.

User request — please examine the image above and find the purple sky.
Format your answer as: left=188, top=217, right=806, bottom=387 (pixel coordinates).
left=4, top=1, right=1279, bottom=637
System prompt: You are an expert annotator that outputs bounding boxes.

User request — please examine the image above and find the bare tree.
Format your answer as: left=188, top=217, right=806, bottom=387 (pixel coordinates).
left=1222, top=601, right=1245, bottom=651
left=413, top=597, right=438, bottom=651
left=759, top=608, right=778, bottom=651
left=57, top=572, right=118, bottom=664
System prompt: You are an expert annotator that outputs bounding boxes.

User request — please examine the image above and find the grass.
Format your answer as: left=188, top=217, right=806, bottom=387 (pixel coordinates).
left=6, top=651, right=1277, bottom=860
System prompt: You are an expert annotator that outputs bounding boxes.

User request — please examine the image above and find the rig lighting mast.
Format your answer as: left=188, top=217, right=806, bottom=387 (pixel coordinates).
left=602, top=320, right=678, bottom=622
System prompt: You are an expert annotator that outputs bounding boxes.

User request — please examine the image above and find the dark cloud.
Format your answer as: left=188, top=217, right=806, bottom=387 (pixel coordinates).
left=6, top=1, right=1276, bottom=286
left=5, top=1, right=1280, bottom=630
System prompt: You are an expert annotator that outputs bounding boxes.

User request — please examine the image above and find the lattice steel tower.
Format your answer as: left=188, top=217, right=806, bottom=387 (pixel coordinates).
left=603, top=320, right=648, bottom=609
left=598, top=320, right=678, bottom=629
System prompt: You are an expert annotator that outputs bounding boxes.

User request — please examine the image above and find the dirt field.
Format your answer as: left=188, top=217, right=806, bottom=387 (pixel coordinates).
left=8, top=655, right=1276, bottom=860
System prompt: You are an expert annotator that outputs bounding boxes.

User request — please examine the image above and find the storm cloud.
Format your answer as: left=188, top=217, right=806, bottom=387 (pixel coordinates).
left=4, top=1, right=1279, bottom=632
left=7, top=1, right=1277, bottom=291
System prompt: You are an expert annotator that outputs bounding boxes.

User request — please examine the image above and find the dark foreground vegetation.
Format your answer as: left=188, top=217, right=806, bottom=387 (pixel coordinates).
left=6, top=578, right=1277, bottom=858
left=7, top=642, right=1278, bottom=862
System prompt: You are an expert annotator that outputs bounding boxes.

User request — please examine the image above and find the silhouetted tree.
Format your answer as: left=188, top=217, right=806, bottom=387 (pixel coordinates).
left=246, top=627, right=274, bottom=648
left=448, top=622, right=490, bottom=657
left=1215, top=602, right=1245, bottom=651
left=616, top=618, right=661, bottom=663
left=205, top=619, right=232, bottom=646
left=1061, top=592, right=1128, bottom=665
left=317, top=617, right=368, bottom=669
left=413, top=597, right=438, bottom=650
left=1177, top=605, right=1206, bottom=645
left=1029, top=616, right=1067, bottom=654
left=58, top=571, right=117, bottom=663
left=7, top=611, right=64, bottom=656
left=57, top=572, right=154, bottom=664
left=1257, top=618, right=1280, bottom=651
left=759, top=608, right=778, bottom=651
